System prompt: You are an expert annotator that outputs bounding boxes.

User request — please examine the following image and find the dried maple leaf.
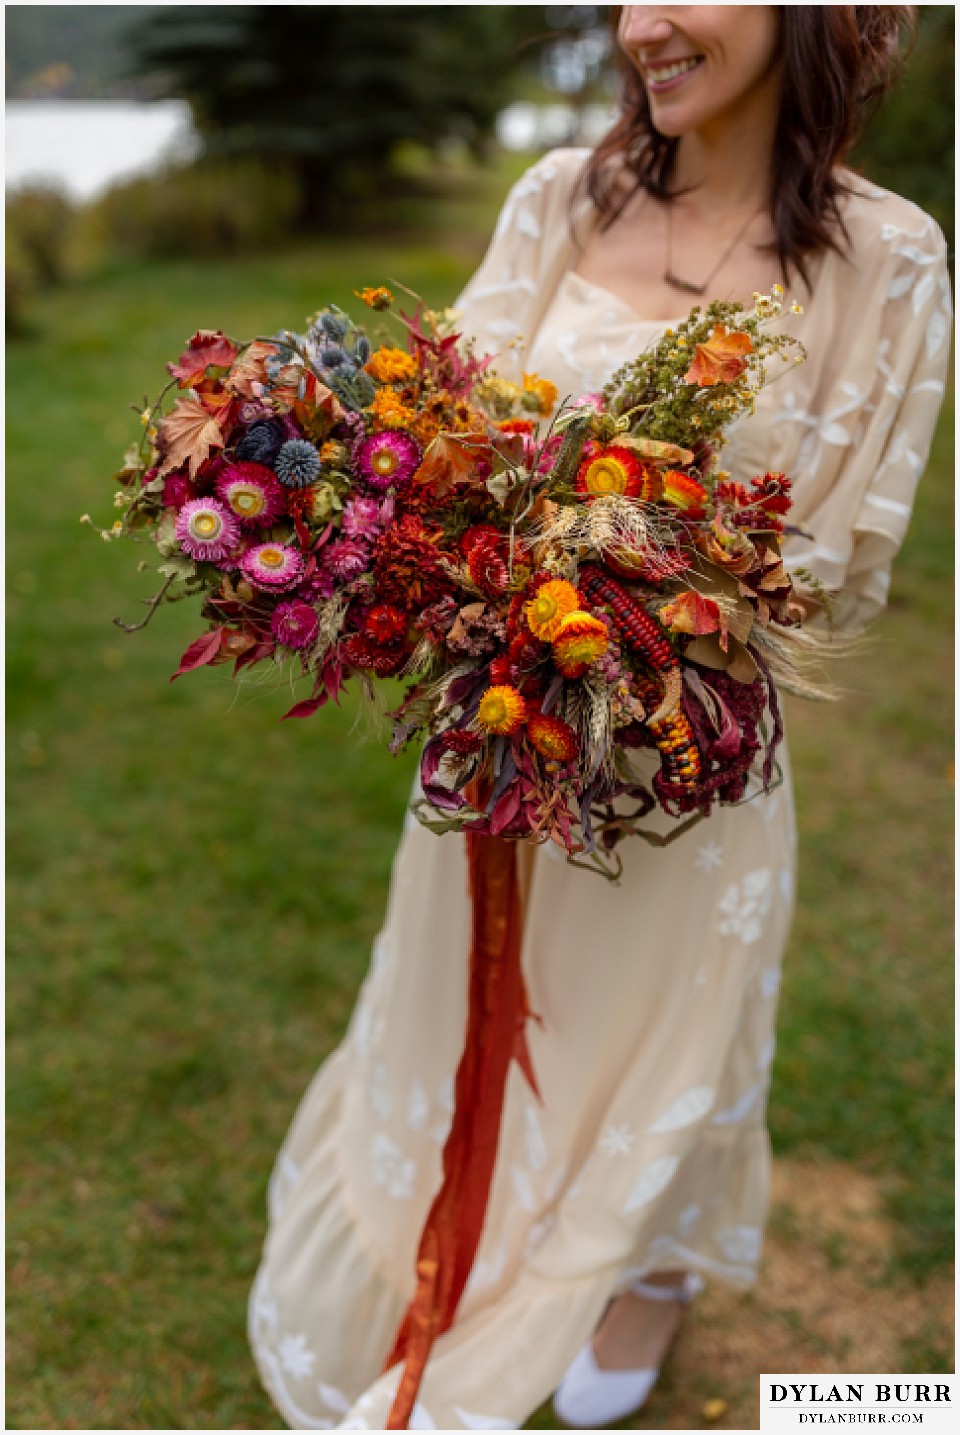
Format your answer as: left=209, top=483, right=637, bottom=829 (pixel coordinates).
left=683, top=324, right=753, bottom=387
left=413, top=431, right=491, bottom=497
left=223, top=340, right=283, bottom=400
left=156, top=396, right=226, bottom=479
left=167, top=330, right=239, bottom=388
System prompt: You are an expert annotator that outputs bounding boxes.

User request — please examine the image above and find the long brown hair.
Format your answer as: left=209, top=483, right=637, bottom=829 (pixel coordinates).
left=583, top=6, right=917, bottom=288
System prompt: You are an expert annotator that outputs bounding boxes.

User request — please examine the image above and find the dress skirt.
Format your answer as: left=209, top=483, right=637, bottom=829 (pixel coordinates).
left=248, top=744, right=797, bottom=1430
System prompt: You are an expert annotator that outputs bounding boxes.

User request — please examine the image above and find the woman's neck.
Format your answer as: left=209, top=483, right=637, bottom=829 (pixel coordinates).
left=670, top=78, right=780, bottom=221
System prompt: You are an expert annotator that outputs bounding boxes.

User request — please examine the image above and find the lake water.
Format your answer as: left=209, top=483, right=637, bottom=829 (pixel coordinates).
left=5, top=99, right=199, bottom=201
left=5, top=98, right=617, bottom=204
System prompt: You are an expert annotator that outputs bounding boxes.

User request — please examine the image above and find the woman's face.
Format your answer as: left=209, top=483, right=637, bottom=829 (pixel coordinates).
left=618, top=6, right=782, bottom=139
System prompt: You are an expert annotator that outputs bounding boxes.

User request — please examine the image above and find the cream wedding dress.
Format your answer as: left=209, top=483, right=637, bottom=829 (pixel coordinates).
left=249, top=150, right=950, bottom=1430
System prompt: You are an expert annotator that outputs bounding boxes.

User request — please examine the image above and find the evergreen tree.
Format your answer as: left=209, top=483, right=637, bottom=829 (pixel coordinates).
left=126, top=5, right=546, bottom=225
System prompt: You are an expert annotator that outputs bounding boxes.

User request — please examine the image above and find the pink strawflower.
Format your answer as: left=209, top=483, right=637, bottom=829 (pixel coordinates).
left=240, top=542, right=305, bottom=591
left=216, top=461, right=286, bottom=528
left=325, top=537, right=372, bottom=583
left=175, top=498, right=241, bottom=564
left=355, top=431, right=421, bottom=491
left=270, top=600, right=320, bottom=650
left=341, top=496, right=383, bottom=541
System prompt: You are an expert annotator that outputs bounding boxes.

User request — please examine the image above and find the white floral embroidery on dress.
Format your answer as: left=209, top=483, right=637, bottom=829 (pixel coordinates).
left=524, top=1211, right=557, bottom=1259
left=544, top=1161, right=568, bottom=1203
left=510, top=1163, right=537, bottom=1212
left=599, top=1122, right=635, bottom=1156
left=695, top=840, right=724, bottom=871
left=717, top=868, right=772, bottom=944
left=464, top=1242, right=508, bottom=1294
left=369, top=1060, right=392, bottom=1122
left=279, top=1332, right=316, bottom=1381
left=648, top=1085, right=715, bottom=1133
left=407, top=1077, right=430, bottom=1133
left=317, top=1383, right=352, bottom=1415
left=678, top=1203, right=702, bottom=1236
left=710, top=1083, right=762, bottom=1126
left=371, top=1132, right=416, bottom=1199
left=715, top=1224, right=762, bottom=1265
left=524, top=1103, right=548, bottom=1171
left=760, top=966, right=781, bottom=999
left=622, top=1155, right=679, bottom=1215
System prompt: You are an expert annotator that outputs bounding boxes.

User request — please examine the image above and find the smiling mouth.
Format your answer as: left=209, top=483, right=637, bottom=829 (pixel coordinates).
left=645, top=55, right=704, bottom=85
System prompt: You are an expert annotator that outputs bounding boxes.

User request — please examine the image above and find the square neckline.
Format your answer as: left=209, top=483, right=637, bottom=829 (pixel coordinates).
left=561, top=269, right=687, bottom=329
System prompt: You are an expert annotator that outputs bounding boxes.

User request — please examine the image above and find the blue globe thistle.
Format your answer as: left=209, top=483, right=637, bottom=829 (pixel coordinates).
left=275, top=439, right=322, bottom=488
left=235, top=418, right=285, bottom=467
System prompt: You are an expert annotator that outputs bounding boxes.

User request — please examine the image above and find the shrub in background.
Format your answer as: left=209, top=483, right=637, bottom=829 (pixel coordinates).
left=5, top=184, right=78, bottom=336
left=84, top=155, right=301, bottom=260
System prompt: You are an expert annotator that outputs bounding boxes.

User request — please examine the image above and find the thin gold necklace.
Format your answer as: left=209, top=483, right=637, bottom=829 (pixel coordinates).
left=663, top=202, right=762, bottom=296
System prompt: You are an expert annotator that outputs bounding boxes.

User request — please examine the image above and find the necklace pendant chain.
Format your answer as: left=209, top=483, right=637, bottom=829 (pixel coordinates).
left=663, top=202, right=762, bottom=297
left=663, top=270, right=705, bottom=296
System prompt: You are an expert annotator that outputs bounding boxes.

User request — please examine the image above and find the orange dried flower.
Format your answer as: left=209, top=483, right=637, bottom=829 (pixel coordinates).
left=575, top=443, right=661, bottom=501
left=527, top=711, right=578, bottom=762
left=522, top=372, right=559, bottom=416
left=370, top=388, right=416, bottom=431
left=524, top=579, right=581, bottom=642
left=478, top=684, right=527, bottom=735
left=365, top=346, right=418, bottom=384
left=552, top=611, right=609, bottom=678
left=355, top=286, right=393, bottom=310
left=662, top=469, right=707, bottom=516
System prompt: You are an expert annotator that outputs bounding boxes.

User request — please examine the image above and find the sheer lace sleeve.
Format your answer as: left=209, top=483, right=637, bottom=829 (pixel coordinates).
left=776, top=188, right=952, bottom=634
left=453, top=148, right=589, bottom=380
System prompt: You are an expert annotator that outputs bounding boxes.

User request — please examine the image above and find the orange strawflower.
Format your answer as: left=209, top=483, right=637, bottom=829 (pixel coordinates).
left=524, top=578, right=581, bottom=642
left=355, top=286, right=393, bottom=310
left=522, top=372, right=559, bottom=416
left=365, top=346, right=418, bottom=384
left=662, top=469, right=707, bottom=516
left=478, top=684, right=527, bottom=735
left=527, top=711, right=578, bottom=762
left=369, top=387, right=416, bottom=431
left=552, top=611, right=609, bottom=678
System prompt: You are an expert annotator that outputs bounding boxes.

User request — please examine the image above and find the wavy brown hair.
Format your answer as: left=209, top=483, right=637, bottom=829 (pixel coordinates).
left=583, top=6, right=918, bottom=288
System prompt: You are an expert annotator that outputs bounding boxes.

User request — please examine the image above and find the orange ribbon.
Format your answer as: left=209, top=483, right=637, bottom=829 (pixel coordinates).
left=382, top=828, right=540, bottom=1428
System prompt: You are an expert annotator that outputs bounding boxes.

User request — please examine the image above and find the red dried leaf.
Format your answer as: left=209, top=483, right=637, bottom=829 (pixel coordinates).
left=170, top=628, right=225, bottom=681
left=281, top=694, right=329, bottom=720
left=659, top=590, right=723, bottom=637
left=168, top=331, right=239, bottom=388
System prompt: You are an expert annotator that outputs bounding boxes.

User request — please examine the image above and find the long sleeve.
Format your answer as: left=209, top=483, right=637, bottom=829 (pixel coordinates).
left=772, top=185, right=952, bottom=634
left=453, top=148, right=590, bottom=380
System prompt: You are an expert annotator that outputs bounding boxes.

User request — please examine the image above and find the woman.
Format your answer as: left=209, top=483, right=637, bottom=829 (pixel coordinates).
left=249, top=7, right=950, bottom=1429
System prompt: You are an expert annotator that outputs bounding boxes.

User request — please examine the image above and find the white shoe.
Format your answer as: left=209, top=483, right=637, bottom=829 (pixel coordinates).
left=553, top=1272, right=703, bottom=1428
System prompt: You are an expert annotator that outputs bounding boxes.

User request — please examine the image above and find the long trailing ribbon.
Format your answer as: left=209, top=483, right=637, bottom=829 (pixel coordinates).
left=382, top=823, right=541, bottom=1428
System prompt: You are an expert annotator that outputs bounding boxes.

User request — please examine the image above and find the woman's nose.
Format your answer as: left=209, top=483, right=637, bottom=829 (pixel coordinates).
left=620, top=7, right=675, bottom=51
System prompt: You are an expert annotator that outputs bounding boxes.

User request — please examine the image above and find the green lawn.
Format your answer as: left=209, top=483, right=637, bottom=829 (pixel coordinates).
left=6, top=170, right=953, bottom=1428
